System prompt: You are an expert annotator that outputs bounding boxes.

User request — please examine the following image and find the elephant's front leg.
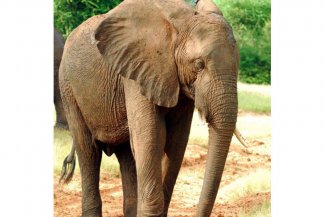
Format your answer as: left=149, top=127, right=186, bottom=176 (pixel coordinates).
left=124, top=79, right=166, bottom=217
left=162, top=98, right=195, bottom=216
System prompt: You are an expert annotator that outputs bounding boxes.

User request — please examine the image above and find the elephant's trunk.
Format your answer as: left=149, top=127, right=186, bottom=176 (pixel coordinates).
left=195, top=76, right=237, bottom=216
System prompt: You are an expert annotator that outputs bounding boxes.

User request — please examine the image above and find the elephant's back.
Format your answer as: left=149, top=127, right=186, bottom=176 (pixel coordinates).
left=60, top=13, right=129, bottom=145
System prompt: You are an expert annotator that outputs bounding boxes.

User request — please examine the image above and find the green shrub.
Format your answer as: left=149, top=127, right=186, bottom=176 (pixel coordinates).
left=215, top=0, right=271, bottom=84
left=239, top=20, right=271, bottom=84
left=54, top=0, right=122, bottom=38
left=216, top=0, right=270, bottom=34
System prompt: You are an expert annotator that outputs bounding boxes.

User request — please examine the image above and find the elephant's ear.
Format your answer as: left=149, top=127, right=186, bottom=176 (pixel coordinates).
left=94, top=1, right=179, bottom=107
left=196, top=0, right=223, bottom=15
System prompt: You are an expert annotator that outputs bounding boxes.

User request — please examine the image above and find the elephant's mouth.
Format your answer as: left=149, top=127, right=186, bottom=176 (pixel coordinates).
left=181, top=83, right=195, bottom=100
left=196, top=107, right=209, bottom=123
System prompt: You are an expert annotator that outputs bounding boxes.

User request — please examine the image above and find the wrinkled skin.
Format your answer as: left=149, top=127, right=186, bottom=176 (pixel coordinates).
left=54, top=28, right=68, bottom=128
left=59, top=0, right=238, bottom=216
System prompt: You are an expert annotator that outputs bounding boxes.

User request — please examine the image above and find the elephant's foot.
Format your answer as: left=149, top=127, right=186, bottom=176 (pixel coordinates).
left=137, top=200, right=164, bottom=217
left=82, top=205, right=102, bottom=217
left=124, top=205, right=137, bottom=217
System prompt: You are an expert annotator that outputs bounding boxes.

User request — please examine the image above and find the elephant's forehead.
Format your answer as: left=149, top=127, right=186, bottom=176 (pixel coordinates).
left=184, top=35, right=236, bottom=61
left=188, top=15, right=236, bottom=46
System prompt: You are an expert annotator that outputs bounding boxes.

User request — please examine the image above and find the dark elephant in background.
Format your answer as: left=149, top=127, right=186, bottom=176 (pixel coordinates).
left=59, top=0, right=247, bottom=216
left=54, top=28, right=68, bottom=128
left=55, top=28, right=76, bottom=183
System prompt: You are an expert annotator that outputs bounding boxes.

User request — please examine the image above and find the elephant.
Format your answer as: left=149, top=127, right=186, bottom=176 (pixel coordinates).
left=59, top=0, right=244, bottom=216
left=54, top=28, right=68, bottom=128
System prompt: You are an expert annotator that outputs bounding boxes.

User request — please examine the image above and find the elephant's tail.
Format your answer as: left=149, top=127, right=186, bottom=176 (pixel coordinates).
left=59, top=145, right=76, bottom=184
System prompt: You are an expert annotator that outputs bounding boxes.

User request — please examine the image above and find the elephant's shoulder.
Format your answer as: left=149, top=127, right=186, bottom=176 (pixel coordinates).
left=66, top=14, right=108, bottom=45
left=82, top=14, right=109, bottom=32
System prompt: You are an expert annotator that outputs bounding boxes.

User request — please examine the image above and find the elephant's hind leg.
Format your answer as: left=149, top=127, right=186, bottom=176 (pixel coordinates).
left=162, top=99, right=195, bottom=216
left=61, top=89, right=102, bottom=217
left=115, top=142, right=137, bottom=217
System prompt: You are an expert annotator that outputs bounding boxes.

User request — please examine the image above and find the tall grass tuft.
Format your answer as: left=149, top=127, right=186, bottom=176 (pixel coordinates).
left=239, top=200, right=271, bottom=217
left=217, top=169, right=271, bottom=203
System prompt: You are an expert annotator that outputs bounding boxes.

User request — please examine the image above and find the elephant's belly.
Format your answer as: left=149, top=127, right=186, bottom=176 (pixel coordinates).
left=76, top=91, right=130, bottom=145
left=93, top=124, right=129, bottom=145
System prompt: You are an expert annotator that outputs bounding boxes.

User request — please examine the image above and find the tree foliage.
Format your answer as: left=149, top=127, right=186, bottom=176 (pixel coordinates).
left=54, top=0, right=122, bottom=38
left=215, top=0, right=271, bottom=84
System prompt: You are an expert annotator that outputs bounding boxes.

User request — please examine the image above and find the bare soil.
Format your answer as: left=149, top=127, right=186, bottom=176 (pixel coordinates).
left=54, top=115, right=271, bottom=217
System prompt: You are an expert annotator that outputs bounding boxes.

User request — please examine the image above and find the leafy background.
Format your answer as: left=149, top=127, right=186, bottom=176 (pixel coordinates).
left=54, top=0, right=271, bottom=84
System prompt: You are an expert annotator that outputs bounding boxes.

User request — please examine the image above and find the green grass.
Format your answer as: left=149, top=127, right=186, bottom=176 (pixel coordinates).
left=237, top=79, right=271, bottom=114
left=238, top=91, right=271, bottom=114
left=53, top=127, right=120, bottom=177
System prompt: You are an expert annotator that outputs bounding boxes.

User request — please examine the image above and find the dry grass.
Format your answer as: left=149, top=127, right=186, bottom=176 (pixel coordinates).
left=239, top=200, right=271, bottom=217
left=218, top=169, right=271, bottom=203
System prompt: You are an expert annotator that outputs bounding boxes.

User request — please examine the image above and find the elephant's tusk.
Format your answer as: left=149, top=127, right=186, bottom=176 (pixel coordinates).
left=234, top=127, right=249, bottom=148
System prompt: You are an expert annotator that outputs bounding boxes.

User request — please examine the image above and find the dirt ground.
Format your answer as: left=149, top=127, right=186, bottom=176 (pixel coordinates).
left=54, top=114, right=271, bottom=217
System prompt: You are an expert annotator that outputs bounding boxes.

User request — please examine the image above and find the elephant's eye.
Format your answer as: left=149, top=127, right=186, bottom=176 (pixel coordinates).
left=194, top=59, right=205, bottom=72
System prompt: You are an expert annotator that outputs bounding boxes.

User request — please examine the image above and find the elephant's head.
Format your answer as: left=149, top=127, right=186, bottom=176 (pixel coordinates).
left=175, top=2, right=239, bottom=216
left=94, top=0, right=238, bottom=215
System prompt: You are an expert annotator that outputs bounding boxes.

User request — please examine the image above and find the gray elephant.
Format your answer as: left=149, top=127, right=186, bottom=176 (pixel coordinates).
left=54, top=28, right=68, bottom=128
left=59, top=0, right=243, bottom=216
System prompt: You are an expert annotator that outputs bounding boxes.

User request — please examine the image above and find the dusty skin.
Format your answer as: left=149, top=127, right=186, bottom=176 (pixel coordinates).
left=54, top=113, right=271, bottom=217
